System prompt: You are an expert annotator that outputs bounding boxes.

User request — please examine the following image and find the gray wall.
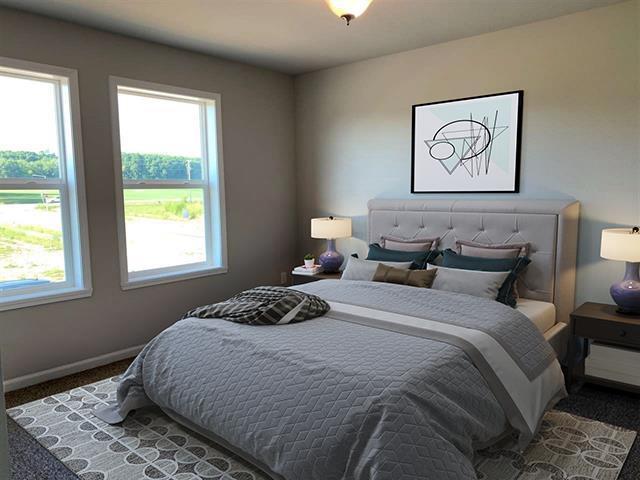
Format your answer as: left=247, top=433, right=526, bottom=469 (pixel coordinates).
left=0, top=354, right=8, bottom=479
left=0, top=8, right=297, bottom=382
left=295, top=0, right=640, bottom=307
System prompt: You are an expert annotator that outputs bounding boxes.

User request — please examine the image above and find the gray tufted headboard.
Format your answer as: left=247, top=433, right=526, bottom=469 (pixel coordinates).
left=368, top=199, right=580, bottom=327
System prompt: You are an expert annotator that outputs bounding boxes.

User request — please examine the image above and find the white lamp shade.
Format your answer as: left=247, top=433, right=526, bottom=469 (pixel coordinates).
left=601, top=228, right=640, bottom=262
left=311, top=217, right=352, bottom=239
left=325, top=0, right=373, bottom=19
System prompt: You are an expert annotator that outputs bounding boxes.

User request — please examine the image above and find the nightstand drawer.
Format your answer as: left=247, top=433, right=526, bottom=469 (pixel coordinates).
left=574, top=317, right=640, bottom=347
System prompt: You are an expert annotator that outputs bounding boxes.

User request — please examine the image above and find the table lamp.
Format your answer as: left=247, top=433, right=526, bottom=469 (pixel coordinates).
left=311, top=216, right=352, bottom=273
left=601, top=227, right=640, bottom=314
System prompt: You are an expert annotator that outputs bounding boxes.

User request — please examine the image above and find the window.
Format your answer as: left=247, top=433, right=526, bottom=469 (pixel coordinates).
left=110, top=77, right=226, bottom=288
left=0, top=57, right=91, bottom=310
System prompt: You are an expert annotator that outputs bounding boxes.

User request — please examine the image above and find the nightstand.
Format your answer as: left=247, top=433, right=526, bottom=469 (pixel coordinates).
left=567, top=302, right=640, bottom=394
left=291, top=270, right=341, bottom=285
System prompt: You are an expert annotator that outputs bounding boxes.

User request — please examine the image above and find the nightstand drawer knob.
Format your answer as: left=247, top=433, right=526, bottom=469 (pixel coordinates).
left=619, top=330, right=627, bottom=337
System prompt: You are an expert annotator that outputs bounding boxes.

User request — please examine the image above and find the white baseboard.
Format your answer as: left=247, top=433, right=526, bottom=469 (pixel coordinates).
left=3, top=344, right=145, bottom=393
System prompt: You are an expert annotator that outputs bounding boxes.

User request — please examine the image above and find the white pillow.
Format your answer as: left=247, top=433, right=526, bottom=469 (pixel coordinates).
left=341, top=257, right=413, bottom=281
left=427, top=264, right=510, bottom=300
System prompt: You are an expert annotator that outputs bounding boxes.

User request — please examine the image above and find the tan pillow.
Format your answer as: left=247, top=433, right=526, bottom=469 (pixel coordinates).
left=456, top=240, right=529, bottom=258
left=380, top=235, right=439, bottom=252
left=373, top=264, right=437, bottom=288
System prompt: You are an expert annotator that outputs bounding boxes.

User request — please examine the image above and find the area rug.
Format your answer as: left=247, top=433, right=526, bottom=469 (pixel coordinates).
left=475, top=410, right=636, bottom=480
left=7, top=377, right=637, bottom=480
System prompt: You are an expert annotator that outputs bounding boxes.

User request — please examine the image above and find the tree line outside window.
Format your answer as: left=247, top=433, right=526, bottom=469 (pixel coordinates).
left=0, top=150, right=202, bottom=181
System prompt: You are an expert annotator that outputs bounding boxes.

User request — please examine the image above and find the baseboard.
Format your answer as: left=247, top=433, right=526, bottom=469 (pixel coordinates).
left=3, top=344, right=145, bottom=393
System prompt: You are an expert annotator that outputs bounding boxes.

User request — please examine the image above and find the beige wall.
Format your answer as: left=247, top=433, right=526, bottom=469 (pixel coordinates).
left=295, top=0, right=640, bottom=307
left=0, top=8, right=297, bottom=382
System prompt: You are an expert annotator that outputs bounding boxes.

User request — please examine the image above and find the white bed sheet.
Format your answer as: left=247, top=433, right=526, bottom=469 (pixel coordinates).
left=516, top=298, right=556, bottom=334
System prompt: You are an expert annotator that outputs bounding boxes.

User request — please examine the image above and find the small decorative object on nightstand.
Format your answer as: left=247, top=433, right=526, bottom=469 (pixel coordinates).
left=567, top=302, right=640, bottom=393
left=303, top=253, right=315, bottom=269
left=601, top=227, right=640, bottom=314
left=311, top=216, right=352, bottom=273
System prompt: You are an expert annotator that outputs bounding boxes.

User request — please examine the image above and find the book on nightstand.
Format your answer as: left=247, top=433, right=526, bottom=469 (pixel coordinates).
left=292, top=265, right=324, bottom=276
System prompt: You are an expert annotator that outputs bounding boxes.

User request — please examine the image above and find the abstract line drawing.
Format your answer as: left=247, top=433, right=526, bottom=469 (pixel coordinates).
left=423, top=114, right=509, bottom=178
left=411, top=90, right=522, bottom=193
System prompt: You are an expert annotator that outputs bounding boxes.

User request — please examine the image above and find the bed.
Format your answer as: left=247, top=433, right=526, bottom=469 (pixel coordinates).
left=95, top=199, right=580, bottom=480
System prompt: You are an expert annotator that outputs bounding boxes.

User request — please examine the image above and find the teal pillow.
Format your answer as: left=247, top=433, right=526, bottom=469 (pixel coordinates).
left=366, top=244, right=440, bottom=269
left=441, top=249, right=531, bottom=307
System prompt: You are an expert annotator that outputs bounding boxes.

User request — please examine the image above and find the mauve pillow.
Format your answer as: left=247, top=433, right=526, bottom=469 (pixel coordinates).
left=380, top=235, right=439, bottom=252
left=456, top=240, right=530, bottom=259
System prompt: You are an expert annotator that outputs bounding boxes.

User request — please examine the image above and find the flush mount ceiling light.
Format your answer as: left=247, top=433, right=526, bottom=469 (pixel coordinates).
left=325, top=0, right=373, bottom=25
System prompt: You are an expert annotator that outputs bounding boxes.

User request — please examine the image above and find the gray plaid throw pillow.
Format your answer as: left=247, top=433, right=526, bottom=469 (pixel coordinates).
left=182, top=286, right=330, bottom=325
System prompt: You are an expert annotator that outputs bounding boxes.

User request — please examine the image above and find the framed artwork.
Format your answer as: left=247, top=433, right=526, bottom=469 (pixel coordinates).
left=411, top=90, right=523, bottom=193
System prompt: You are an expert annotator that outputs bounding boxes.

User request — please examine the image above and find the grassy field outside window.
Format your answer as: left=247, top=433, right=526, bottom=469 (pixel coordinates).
left=0, top=182, right=204, bottom=283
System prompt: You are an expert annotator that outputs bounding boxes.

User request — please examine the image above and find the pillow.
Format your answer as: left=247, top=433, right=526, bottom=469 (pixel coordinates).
left=183, top=286, right=330, bottom=325
left=366, top=243, right=440, bottom=269
left=373, top=264, right=438, bottom=288
left=443, top=248, right=524, bottom=271
left=380, top=235, right=439, bottom=252
left=340, top=256, right=412, bottom=281
left=441, top=249, right=531, bottom=307
left=427, top=264, right=510, bottom=300
left=456, top=240, right=530, bottom=258
left=458, top=242, right=528, bottom=300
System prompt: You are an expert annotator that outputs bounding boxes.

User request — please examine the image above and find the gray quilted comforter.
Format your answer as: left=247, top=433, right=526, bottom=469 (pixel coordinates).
left=95, top=280, right=565, bottom=480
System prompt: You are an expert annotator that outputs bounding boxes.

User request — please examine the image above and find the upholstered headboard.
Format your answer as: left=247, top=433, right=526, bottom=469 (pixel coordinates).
left=368, top=199, right=580, bottom=326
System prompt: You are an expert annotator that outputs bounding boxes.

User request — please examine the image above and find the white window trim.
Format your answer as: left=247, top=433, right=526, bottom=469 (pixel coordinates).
left=109, top=76, right=227, bottom=290
left=0, top=56, right=92, bottom=311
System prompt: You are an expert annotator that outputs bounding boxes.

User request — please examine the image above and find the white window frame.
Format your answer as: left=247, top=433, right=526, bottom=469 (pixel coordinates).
left=0, top=57, right=92, bottom=311
left=109, top=77, right=227, bottom=289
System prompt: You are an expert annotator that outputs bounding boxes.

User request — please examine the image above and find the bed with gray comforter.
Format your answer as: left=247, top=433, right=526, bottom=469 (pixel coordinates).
left=95, top=280, right=566, bottom=480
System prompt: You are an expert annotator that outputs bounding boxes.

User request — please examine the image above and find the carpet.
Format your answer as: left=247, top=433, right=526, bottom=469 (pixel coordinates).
left=8, top=377, right=637, bottom=480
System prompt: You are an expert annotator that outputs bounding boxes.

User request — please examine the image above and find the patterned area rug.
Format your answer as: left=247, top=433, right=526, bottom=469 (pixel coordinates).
left=8, top=377, right=637, bottom=480
left=475, top=410, right=636, bottom=480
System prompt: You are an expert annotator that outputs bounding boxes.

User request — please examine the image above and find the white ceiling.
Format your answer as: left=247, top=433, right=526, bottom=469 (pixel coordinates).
left=0, top=0, right=624, bottom=74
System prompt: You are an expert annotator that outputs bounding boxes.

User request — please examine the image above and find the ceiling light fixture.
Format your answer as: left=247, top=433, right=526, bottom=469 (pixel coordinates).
left=325, top=0, right=373, bottom=26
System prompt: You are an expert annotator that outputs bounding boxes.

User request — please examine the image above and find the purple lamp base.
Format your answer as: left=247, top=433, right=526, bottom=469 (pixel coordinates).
left=318, top=239, right=344, bottom=273
left=610, top=262, right=640, bottom=315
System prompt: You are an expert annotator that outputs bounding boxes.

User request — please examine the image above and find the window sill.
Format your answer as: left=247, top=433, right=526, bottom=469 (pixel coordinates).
left=122, top=266, right=228, bottom=290
left=0, top=287, right=92, bottom=312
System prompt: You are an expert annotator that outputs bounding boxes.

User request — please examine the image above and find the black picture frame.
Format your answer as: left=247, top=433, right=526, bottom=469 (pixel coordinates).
left=411, top=90, right=523, bottom=194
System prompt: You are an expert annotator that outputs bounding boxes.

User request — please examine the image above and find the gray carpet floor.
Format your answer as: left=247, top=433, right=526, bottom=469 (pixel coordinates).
left=8, top=416, right=78, bottom=480
left=6, top=366, right=640, bottom=480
